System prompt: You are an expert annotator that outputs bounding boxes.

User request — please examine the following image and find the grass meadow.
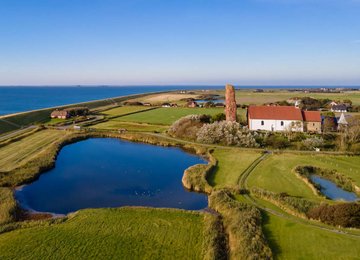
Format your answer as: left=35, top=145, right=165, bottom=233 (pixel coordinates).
left=113, top=107, right=227, bottom=125
left=0, top=208, right=206, bottom=259
left=210, top=148, right=360, bottom=259
left=101, top=106, right=153, bottom=117
left=263, top=212, right=360, bottom=259
left=92, top=121, right=169, bottom=132
left=208, top=148, right=261, bottom=187
left=92, top=106, right=248, bottom=131
left=247, top=153, right=360, bottom=201
left=0, top=129, right=68, bottom=172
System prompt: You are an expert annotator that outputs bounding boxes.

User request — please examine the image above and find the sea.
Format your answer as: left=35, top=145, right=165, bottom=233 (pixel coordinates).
left=0, top=85, right=356, bottom=116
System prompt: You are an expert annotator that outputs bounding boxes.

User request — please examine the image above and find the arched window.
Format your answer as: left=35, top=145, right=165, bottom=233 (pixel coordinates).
left=261, top=121, right=264, bottom=126
left=281, top=121, right=284, bottom=126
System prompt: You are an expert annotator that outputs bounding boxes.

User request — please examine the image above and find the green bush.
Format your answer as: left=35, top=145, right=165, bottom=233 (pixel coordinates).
left=251, top=187, right=319, bottom=216
left=264, top=134, right=290, bottom=149
left=307, top=203, right=360, bottom=228
left=211, top=113, right=226, bottom=122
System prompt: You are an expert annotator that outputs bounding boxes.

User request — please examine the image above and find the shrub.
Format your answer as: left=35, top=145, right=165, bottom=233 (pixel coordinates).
left=264, top=134, right=290, bottom=149
left=251, top=187, right=319, bottom=217
left=196, top=121, right=260, bottom=148
left=211, top=113, right=226, bottom=122
left=307, top=203, right=360, bottom=228
left=168, top=114, right=211, bottom=140
left=301, top=137, right=325, bottom=150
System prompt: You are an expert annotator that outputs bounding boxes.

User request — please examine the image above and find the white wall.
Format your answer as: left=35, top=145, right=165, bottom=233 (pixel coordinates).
left=249, top=119, right=303, bottom=132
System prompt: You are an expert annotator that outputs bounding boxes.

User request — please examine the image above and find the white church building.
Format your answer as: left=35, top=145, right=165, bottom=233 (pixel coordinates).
left=248, top=105, right=304, bottom=132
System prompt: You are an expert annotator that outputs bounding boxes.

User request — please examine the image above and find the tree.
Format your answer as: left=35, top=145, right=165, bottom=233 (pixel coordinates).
left=284, top=121, right=303, bottom=141
left=337, top=117, right=360, bottom=150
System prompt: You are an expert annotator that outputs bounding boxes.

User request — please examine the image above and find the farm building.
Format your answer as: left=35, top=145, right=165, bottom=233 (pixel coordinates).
left=51, top=110, right=70, bottom=119
left=302, top=111, right=322, bottom=133
left=247, top=105, right=322, bottom=133
left=50, top=107, right=89, bottom=119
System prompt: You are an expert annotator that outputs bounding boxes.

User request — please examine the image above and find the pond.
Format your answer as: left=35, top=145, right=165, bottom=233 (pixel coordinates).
left=15, top=138, right=208, bottom=214
left=196, top=99, right=225, bottom=104
left=310, top=175, right=359, bottom=202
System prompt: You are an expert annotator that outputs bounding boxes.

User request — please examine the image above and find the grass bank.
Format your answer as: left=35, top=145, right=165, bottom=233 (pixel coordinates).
left=209, top=189, right=272, bottom=259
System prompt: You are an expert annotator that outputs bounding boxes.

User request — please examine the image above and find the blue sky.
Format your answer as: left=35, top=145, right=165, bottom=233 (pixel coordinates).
left=0, top=0, right=359, bottom=86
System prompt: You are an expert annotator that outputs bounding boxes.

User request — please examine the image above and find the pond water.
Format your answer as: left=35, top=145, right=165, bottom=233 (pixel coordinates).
left=196, top=99, right=225, bottom=104
left=310, top=175, right=359, bottom=202
left=15, top=138, right=208, bottom=214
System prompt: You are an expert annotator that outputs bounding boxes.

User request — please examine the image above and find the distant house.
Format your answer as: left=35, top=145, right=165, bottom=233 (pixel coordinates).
left=162, top=103, right=171, bottom=108
left=329, top=101, right=338, bottom=107
left=50, top=107, right=89, bottom=119
left=143, top=102, right=151, bottom=106
left=331, top=104, right=347, bottom=113
left=302, top=111, right=322, bottom=133
left=248, top=106, right=304, bottom=132
left=51, top=110, right=70, bottom=119
left=187, top=101, right=198, bottom=108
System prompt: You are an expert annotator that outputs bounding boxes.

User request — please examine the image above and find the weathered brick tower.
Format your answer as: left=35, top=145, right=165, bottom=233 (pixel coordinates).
left=225, top=84, right=237, bottom=121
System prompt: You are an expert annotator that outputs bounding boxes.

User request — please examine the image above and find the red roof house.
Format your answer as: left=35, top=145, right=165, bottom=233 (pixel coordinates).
left=248, top=106, right=304, bottom=132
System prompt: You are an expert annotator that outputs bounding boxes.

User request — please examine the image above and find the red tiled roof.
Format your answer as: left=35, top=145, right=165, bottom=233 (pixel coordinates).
left=302, top=111, right=321, bottom=122
left=248, top=106, right=303, bottom=120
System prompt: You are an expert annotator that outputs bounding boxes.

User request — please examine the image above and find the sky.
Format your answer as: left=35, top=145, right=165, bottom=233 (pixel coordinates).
left=0, top=0, right=359, bottom=86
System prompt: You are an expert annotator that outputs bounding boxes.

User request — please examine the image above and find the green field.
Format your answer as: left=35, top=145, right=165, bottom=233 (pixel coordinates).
left=209, top=148, right=360, bottom=259
left=247, top=153, right=360, bottom=201
left=209, top=148, right=261, bottom=187
left=263, top=212, right=360, bottom=259
left=114, top=107, right=228, bottom=125
left=0, top=129, right=68, bottom=171
left=101, top=106, right=153, bottom=117
left=0, top=208, right=206, bottom=259
left=92, top=121, right=168, bottom=132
